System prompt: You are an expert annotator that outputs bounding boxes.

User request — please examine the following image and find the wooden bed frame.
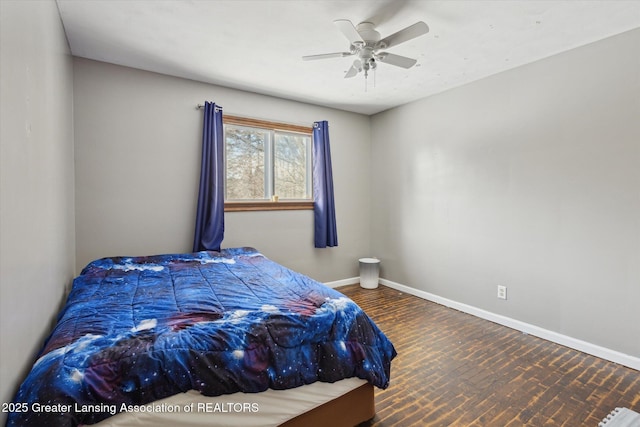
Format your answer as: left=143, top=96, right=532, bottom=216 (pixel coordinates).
left=280, top=383, right=375, bottom=427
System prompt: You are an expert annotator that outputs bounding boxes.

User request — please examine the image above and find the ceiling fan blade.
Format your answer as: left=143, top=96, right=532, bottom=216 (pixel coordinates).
left=344, top=65, right=359, bottom=78
left=378, top=21, right=429, bottom=49
left=333, top=19, right=365, bottom=45
left=365, top=0, right=409, bottom=27
left=302, top=52, right=353, bottom=61
left=377, top=52, right=417, bottom=69
left=344, top=59, right=362, bottom=78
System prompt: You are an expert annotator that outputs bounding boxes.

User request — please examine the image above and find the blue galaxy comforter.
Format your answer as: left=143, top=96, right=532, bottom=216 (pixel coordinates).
left=7, top=247, right=396, bottom=426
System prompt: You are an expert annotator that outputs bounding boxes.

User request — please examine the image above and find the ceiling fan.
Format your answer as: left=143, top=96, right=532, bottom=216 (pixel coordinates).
left=303, top=19, right=429, bottom=80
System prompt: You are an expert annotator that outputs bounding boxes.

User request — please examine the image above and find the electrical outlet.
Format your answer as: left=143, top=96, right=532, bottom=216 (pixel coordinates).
left=497, top=285, right=507, bottom=300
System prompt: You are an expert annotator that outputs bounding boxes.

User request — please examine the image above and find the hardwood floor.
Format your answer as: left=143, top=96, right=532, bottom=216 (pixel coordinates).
left=338, top=284, right=640, bottom=427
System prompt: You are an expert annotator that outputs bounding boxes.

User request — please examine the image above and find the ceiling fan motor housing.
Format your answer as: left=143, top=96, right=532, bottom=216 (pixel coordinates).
left=355, top=22, right=381, bottom=69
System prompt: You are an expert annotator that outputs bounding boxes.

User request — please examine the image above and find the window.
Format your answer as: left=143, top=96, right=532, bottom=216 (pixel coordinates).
left=223, top=115, right=313, bottom=211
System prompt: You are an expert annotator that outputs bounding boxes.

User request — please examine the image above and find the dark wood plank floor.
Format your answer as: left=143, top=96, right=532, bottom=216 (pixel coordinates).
left=338, top=284, right=640, bottom=427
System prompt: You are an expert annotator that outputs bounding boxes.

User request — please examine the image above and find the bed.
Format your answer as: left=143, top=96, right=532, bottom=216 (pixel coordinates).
left=7, top=247, right=396, bottom=427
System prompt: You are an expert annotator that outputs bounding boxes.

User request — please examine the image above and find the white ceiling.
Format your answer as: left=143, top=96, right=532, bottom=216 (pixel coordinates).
left=56, top=0, right=640, bottom=115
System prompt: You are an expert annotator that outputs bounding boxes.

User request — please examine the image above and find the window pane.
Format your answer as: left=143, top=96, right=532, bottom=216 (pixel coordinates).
left=274, top=132, right=310, bottom=199
left=225, top=126, right=267, bottom=200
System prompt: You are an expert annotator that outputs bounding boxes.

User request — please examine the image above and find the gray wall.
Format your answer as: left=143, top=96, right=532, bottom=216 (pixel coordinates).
left=73, top=58, right=371, bottom=283
left=0, top=0, right=75, bottom=416
left=370, top=28, right=640, bottom=357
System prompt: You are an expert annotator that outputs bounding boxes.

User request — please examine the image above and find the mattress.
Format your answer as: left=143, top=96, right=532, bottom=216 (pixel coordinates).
left=90, top=378, right=367, bottom=427
left=7, top=247, right=395, bottom=426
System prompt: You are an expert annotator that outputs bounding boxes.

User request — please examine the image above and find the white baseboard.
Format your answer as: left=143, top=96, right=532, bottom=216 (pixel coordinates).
left=324, top=277, right=360, bottom=289
left=377, top=278, right=640, bottom=372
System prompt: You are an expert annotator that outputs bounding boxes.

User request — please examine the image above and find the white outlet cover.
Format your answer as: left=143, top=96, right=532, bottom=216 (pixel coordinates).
left=497, top=286, right=507, bottom=300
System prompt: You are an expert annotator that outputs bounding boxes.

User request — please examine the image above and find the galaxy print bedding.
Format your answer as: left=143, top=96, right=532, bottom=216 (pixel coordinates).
left=8, top=247, right=396, bottom=427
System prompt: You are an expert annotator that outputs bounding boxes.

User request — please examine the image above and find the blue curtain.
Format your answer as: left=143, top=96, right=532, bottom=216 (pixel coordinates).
left=312, top=121, right=338, bottom=248
left=193, top=102, right=224, bottom=252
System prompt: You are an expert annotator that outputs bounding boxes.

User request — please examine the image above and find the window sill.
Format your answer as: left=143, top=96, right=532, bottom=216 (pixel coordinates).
left=224, top=201, right=314, bottom=212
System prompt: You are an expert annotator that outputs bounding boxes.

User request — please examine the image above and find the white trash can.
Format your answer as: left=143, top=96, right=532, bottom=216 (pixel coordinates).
left=359, top=258, right=380, bottom=289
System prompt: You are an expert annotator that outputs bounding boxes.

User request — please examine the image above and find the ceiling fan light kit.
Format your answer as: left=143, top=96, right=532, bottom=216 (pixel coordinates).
left=303, top=18, right=429, bottom=86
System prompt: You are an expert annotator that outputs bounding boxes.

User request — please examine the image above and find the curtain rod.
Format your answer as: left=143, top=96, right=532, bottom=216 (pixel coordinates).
left=196, top=104, right=222, bottom=111
left=195, top=104, right=315, bottom=131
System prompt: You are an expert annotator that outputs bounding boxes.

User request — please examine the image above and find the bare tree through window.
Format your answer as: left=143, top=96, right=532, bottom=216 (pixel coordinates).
left=274, top=133, right=308, bottom=199
left=224, top=123, right=311, bottom=201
